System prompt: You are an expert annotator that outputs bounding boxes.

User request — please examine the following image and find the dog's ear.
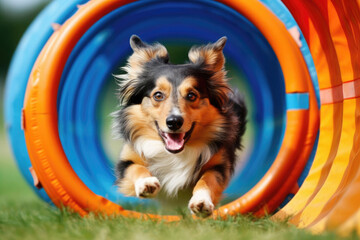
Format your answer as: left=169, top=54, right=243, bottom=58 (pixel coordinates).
left=115, top=35, right=169, bottom=105
left=128, top=35, right=169, bottom=65
left=129, top=35, right=148, bottom=50
left=188, top=37, right=230, bottom=110
left=123, top=35, right=169, bottom=81
left=188, top=36, right=227, bottom=72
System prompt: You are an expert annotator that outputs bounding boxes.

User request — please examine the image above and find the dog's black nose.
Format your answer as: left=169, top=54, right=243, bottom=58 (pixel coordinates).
left=166, top=115, right=184, bottom=131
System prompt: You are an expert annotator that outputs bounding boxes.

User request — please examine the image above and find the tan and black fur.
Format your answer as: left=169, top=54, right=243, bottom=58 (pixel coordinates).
left=112, top=35, right=246, bottom=217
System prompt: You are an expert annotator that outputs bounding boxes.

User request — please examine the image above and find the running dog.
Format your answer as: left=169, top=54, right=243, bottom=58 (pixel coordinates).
left=113, top=35, right=247, bottom=217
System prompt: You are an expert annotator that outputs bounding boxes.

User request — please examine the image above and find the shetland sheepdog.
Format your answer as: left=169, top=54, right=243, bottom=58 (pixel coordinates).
left=112, top=35, right=247, bottom=217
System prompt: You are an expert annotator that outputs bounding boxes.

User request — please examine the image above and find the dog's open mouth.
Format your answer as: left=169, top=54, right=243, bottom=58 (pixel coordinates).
left=155, top=122, right=195, bottom=154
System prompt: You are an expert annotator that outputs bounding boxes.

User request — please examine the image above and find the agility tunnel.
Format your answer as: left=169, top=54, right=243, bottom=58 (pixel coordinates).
left=3, top=0, right=360, bottom=235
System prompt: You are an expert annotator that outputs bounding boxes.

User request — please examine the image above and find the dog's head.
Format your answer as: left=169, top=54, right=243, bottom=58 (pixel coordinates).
left=116, top=35, right=230, bottom=154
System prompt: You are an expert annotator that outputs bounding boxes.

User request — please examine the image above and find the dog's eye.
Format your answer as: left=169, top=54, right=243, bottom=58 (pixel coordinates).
left=153, top=91, right=165, bottom=101
left=186, top=92, right=197, bottom=102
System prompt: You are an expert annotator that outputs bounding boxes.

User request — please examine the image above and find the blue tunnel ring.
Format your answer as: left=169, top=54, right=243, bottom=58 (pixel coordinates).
left=60, top=0, right=288, bottom=205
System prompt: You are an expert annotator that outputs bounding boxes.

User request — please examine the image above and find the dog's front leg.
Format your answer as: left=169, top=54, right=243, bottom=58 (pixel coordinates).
left=189, top=152, right=230, bottom=217
left=116, top=144, right=161, bottom=198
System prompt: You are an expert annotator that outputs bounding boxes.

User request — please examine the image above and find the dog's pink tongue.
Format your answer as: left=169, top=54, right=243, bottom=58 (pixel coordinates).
left=164, top=133, right=185, bottom=152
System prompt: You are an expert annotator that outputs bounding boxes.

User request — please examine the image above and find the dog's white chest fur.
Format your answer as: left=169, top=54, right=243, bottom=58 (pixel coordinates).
left=133, top=137, right=212, bottom=197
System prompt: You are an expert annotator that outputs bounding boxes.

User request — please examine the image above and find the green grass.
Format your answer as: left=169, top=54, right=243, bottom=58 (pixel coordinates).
left=0, top=205, right=344, bottom=240
left=0, top=143, right=357, bottom=240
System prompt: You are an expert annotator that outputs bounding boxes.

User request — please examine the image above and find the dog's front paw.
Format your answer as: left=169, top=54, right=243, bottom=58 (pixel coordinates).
left=188, top=189, right=214, bottom=218
left=135, top=177, right=161, bottom=198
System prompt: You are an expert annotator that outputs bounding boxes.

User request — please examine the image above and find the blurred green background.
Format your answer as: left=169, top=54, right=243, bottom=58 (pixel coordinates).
left=0, top=0, right=50, bottom=201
